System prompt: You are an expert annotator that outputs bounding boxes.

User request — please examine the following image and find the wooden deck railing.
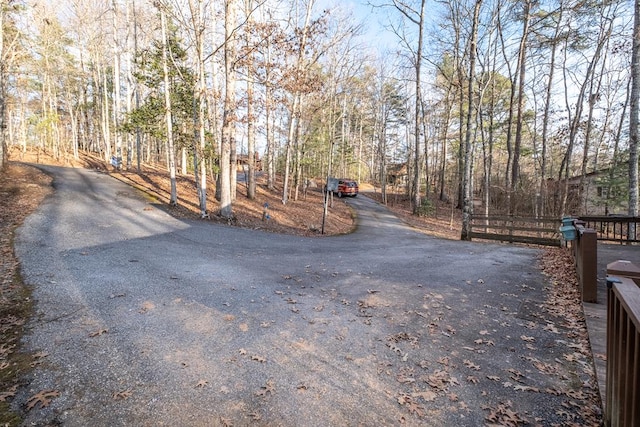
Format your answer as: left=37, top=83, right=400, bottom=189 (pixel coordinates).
left=469, top=215, right=640, bottom=245
left=578, top=216, right=640, bottom=244
left=605, top=262, right=640, bottom=426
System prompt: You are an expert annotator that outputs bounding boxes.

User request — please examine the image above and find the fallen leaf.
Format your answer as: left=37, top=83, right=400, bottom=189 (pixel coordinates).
left=256, top=379, right=275, bottom=397
left=397, top=374, right=416, bottom=384
left=89, top=329, right=108, bottom=337
left=463, top=360, right=480, bottom=371
left=0, top=385, right=17, bottom=402
left=563, top=353, right=580, bottom=362
left=398, top=394, right=425, bottom=417
left=514, top=384, right=539, bottom=392
left=411, top=390, right=437, bottom=402
left=139, top=301, right=155, bottom=313
left=113, top=390, right=132, bottom=400
left=195, top=380, right=208, bottom=388
left=27, top=390, right=60, bottom=410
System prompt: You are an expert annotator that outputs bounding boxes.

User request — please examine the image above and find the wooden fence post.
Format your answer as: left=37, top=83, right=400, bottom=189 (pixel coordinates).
left=578, top=228, right=598, bottom=303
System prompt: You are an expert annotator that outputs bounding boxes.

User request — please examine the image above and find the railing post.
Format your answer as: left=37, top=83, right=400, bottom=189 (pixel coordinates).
left=572, top=221, right=598, bottom=303
left=579, top=228, right=598, bottom=303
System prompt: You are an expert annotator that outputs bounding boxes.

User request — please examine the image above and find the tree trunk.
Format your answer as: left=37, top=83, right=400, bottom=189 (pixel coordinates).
left=629, top=0, right=640, bottom=219
left=461, top=0, right=481, bottom=241
left=497, top=5, right=514, bottom=212
left=220, top=0, right=237, bottom=218
left=411, top=0, right=426, bottom=214
left=511, top=0, right=532, bottom=207
left=265, top=36, right=275, bottom=191
left=282, top=0, right=314, bottom=205
left=0, top=3, right=5, bottom=170
left=539, top=5, right=563, bottom=218
left=189, top=0, right=208, bottom=216
left=112, top=0, right=123, bottom=165
left=160, top=6, right=177, bottom=205
left=246, top=7, right=256, bottom=200
left=559, top=5, right=611, bottom=215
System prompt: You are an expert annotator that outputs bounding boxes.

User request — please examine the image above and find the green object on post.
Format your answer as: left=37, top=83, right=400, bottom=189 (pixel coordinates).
left=561, top=216, right=574, bottom=226
left=560, top=225, right=577, bottom=241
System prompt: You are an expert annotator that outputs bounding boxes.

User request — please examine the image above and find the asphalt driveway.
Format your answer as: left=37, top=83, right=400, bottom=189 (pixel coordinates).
left=14, top=166, right=600, bottom=426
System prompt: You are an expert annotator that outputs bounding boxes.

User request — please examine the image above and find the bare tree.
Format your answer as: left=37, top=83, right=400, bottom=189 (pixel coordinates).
left=460, top=0, right=482, bottom=240
left=281, top=0, right=315, bottom=205
left=630, top=0, right=640, bottom=218
left=510, top=0, right=533, bottom=204
left=187, top=0, right=209, bottom=217
left=383, top=0, right=426, bottom=214
left=219, top=0, right=237, bottom=218
left=0, top=1, right=6, bottom=170
left=159, top=2, right=178, bottom=204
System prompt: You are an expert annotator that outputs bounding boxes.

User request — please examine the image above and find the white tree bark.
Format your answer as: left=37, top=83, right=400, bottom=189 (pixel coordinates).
left=629, top=0, right=640, bottom=219
left=220, top=0, right=237, bottom=218
left=160, top=5, right=178, bottom=205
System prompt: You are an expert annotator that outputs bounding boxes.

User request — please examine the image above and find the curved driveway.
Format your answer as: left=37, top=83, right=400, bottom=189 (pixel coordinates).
left=14, top=166, right=596, bottom=426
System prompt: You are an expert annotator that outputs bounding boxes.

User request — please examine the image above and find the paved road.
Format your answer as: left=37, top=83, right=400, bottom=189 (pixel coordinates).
left=14, top=166, right=600, bottom=426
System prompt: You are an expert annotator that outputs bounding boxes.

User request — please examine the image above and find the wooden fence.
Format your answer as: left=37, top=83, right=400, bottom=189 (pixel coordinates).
left=469, top=215, right=561, bottom=246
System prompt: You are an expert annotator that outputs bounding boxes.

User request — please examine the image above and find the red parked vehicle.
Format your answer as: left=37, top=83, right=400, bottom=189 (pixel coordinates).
left=335, top=179, right=358, bottom=198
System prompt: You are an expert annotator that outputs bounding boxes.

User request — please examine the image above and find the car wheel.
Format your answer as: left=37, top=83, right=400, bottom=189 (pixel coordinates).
left=338, top=191, right=343, bottom=198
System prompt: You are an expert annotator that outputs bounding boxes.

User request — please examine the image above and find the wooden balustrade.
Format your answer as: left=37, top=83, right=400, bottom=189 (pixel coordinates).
left=605, top=262, right=640, bottom=426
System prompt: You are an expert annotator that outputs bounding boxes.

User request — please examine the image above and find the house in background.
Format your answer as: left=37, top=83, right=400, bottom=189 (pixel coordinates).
left=386, top=163, right=408, bottom=187
left=550, top=167, right=628, bottom=216
left=236, top=152, right=262, bottom=172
